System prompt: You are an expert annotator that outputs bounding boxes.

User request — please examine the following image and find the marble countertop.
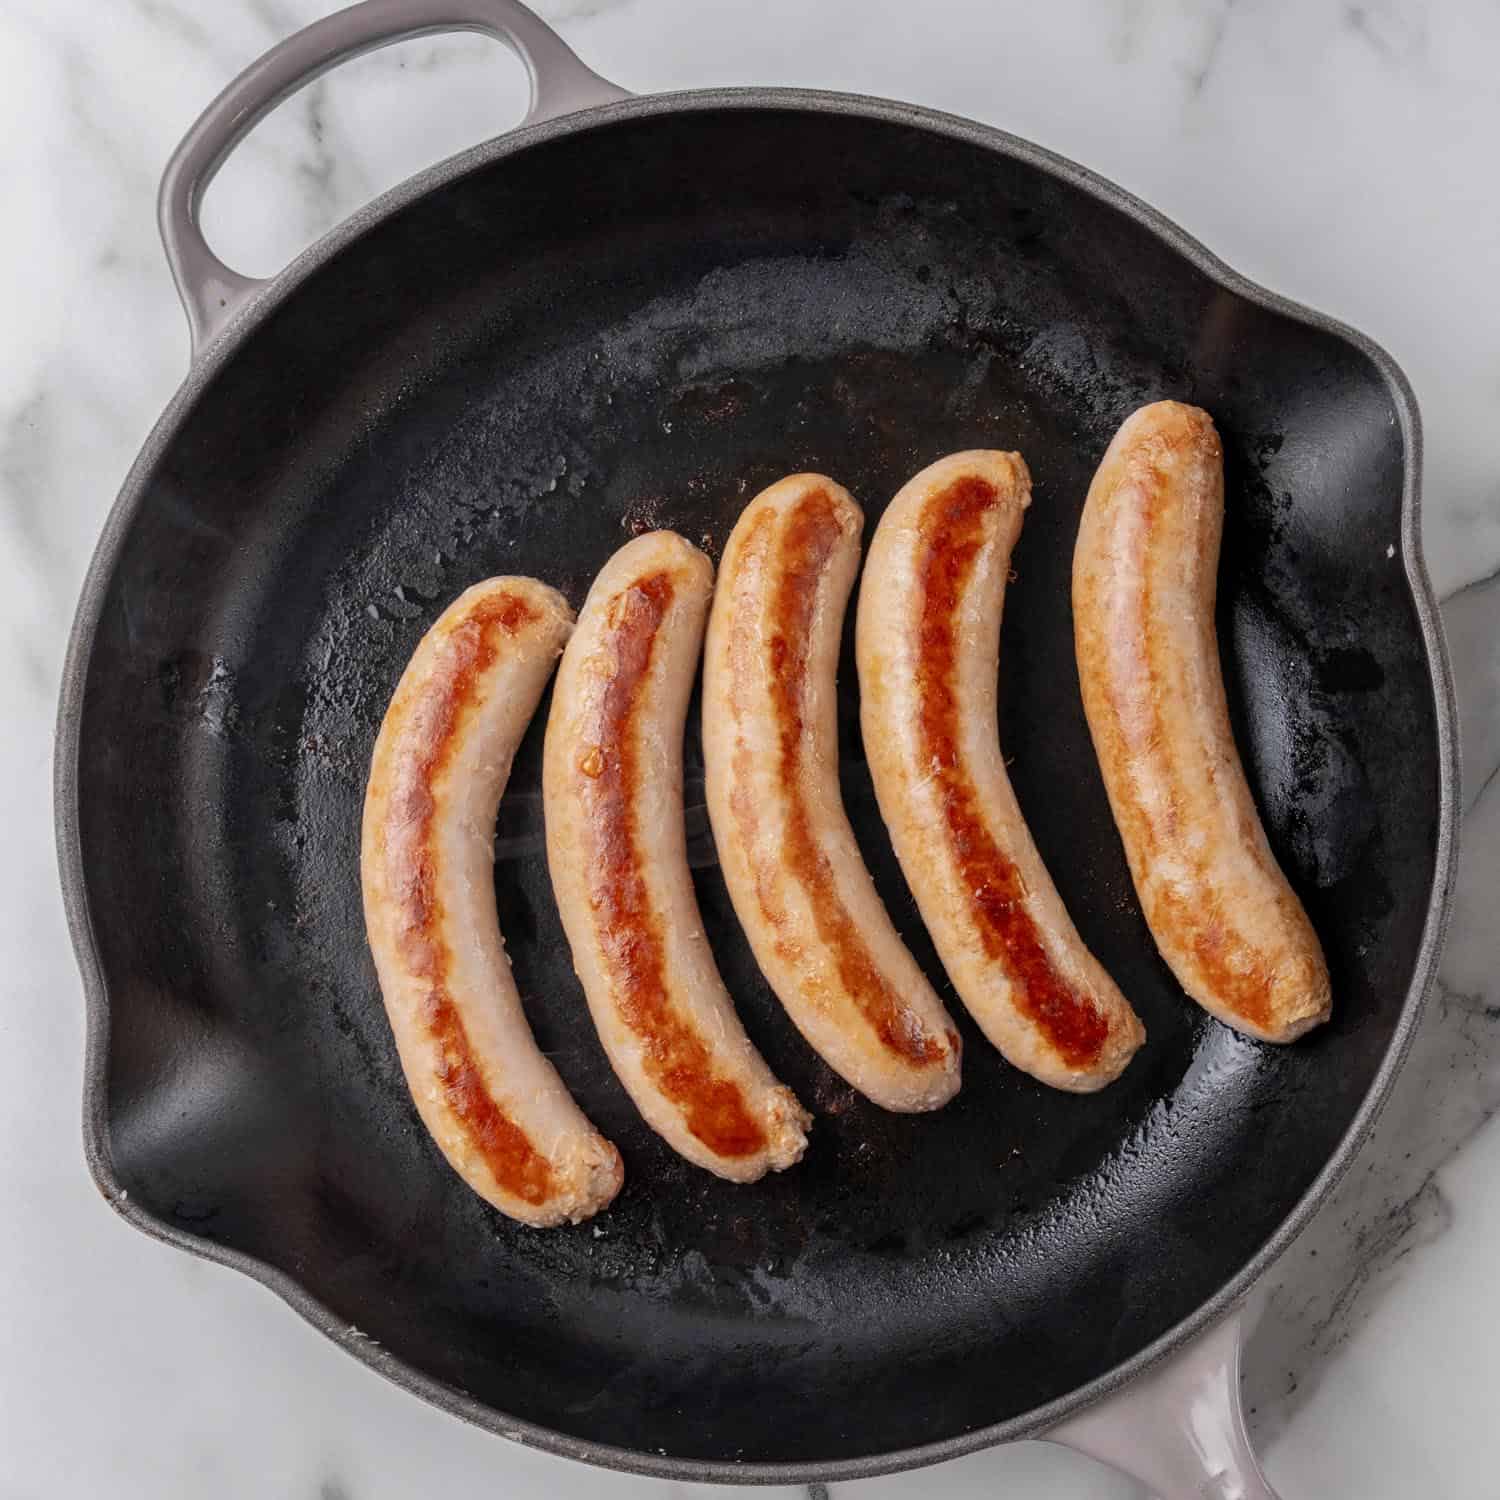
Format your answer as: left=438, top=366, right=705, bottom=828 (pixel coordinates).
left=6, top=0, right=1498, bottom=1494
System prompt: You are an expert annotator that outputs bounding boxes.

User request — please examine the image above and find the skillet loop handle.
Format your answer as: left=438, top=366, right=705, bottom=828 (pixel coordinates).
left=158, top=0, right=629, bottom=359
left=1045, top=1312, right=1283, bottom=1500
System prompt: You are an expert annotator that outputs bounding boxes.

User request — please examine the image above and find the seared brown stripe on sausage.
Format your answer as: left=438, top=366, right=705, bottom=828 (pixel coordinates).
left=545, top=532, right=809, bottom=1179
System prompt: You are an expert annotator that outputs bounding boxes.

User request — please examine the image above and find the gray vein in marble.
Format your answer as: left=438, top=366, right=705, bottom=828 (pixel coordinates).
left=1472, top=759, right=1500, bottom=815
left=54, top=38, right=157, bottom=194
left=1108, top=0, right=1147, bottom=64
left=531, top=0, right=641, bottom=22
left=1182, top=0, right=1236, bottom=98
left=295, top=80, right=373, bottom=241
left=1342, top=0, right=1430, bottom=66
left=1443, top=558, right=1500, bottom=607
left=127, top=0, right=217, bottom=55
left=1290, top=1171, right=1450, bottom=1369
left=242, top=0, right=305, bottom=41
left=116, top=0, right=291, bottom=75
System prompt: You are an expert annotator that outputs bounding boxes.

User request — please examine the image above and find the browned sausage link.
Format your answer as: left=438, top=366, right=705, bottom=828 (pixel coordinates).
left=1073, top=402, right=1331, bottom=1042
left=705, top=475, right=960, bottom=1112
left=363, top=579, right=622, bottom=1227
left=916, top=476, right=1113, bottom=1066
left=545, top=532, right=809, bottom=1181
left=858, top=452, right=1144, bottom=1092
left=579, top=572, right=770, bottom=1156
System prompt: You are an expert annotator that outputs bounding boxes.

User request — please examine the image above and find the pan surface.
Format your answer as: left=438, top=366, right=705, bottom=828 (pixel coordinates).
left=58, top=93, right=1456, bottom=1481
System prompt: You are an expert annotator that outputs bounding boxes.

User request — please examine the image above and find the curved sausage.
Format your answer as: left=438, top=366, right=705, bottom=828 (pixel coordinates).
left=1073, top=402, right=1331, bottom=1042
left=857, top=452, right=1146, bottom=1091
left=702, top=475, right=961, bottom=1112
left=362, top=578, right=622, bottom=1228
left=544, top=532, right=810, bottom=1180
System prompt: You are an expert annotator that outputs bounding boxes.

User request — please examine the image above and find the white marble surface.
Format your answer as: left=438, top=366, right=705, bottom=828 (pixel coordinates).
left=5, top=0, right=1499, bottom=1494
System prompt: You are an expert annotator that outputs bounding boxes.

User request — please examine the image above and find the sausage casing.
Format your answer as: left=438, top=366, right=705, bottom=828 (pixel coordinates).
left=858, top=452, right=1145, bottom=1091
left=544, top=531, right=810, bottom=1179
left=362, top=578, right=623, bottom=1227
left=1073, top=402, right=1331, bottom=1042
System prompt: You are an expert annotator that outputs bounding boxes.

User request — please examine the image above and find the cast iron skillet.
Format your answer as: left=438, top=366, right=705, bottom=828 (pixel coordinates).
left=55, top=0, right=1458, bottom=1488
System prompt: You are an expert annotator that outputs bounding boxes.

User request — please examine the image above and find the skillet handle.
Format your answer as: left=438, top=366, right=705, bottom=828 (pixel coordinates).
left=1044, top=1312, right=1283, bottom=1499
left=158, top=0, right=629, bottom=358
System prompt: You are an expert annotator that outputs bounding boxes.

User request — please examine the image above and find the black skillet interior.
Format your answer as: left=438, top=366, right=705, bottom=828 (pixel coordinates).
left=75, top=106, right=1437, bottom=1466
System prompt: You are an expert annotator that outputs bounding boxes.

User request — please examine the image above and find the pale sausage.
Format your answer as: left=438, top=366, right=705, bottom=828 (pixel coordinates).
left=1073, top=402, right=1331, bottom=1042
left=703, top=475, right=961, bottom=1112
